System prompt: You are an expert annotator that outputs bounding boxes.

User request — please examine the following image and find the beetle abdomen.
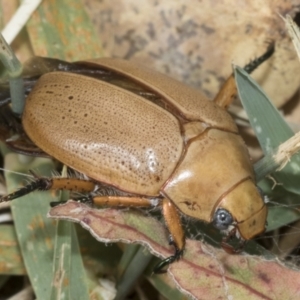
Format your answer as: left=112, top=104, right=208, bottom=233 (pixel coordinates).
left=23, top=72, right=183, bottom=195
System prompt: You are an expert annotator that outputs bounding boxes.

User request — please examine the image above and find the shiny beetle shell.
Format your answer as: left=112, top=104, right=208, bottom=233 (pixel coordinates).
left=22, top=58, right=267, bottom=240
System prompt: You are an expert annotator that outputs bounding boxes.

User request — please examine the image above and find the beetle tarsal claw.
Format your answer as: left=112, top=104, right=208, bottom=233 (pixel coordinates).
left=153, top=248, right=184, bottom=274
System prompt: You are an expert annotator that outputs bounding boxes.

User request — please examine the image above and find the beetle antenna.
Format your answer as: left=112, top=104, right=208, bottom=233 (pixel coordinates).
left=214, top=41, right=275, bottom=108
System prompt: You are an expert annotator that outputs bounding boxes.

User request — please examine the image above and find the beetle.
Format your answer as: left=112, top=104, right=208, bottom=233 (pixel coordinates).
left=0, top=44, right=273, bottom=272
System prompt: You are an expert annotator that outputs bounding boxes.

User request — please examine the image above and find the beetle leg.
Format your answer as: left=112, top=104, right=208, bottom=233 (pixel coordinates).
left=88, top=195, right=185, bottom=273
left=0, top=175, right=97, bottom=202
left=153, top=198, right=185, bottom=274
left=213, top=41, right=275, bottom=108
left=0, top=103, right=46, bottom=156
left=213, top=75, right=237, bottom=109
left=92, top=195, right=154, bottom=207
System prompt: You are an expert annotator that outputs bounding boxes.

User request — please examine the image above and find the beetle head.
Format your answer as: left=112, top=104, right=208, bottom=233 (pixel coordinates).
left=212, top=178, right=267, bottom=241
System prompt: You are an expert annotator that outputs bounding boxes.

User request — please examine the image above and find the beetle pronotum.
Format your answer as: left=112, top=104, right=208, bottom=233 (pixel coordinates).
left=0, top=43, right=274, bottom=272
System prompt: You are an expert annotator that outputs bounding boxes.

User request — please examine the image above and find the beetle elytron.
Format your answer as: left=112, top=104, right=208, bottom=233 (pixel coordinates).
left=0, top=44, right=273, bottom=272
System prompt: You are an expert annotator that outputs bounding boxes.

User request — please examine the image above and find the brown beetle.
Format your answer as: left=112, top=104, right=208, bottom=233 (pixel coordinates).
left=0, top=45, right=273, bottom=272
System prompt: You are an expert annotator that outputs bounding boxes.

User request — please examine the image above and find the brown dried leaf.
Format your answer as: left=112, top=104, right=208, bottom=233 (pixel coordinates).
left=49, top=201, right=300, bottom=300
left=171, top=240, right=300, bottom=299
left=49, top=201, right=171, bottom=259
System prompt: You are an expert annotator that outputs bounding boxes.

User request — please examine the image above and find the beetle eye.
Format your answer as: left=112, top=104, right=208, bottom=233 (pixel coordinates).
left=212, top=209, right=233, bottom=230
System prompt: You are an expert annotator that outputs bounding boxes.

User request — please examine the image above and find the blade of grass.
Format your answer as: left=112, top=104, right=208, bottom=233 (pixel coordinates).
left=26, top=0, right=103, bottom=60
left=1, top=0, right=42, bottom=45
left=69, top=225, right=91, bottom=299
left=0, top=33, right=24, bottom=114
left=50, top=220, right=90, bottom=300
left=0, top=224, right=25, bottom=275
left=50, top=165, right=90, bottom=300
left=116, top=244, right=141, bottom=281
left=50, top=219, right=72, bottom=300
left=115, top=246, right=152, bottom=300
left=235, top=66, right=300, bottom=195
left=4, top=153, right=57, bottom=299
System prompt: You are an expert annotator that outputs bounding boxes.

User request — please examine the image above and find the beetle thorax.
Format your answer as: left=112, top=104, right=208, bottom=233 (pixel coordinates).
left=163, top=128, right=255, bottom=223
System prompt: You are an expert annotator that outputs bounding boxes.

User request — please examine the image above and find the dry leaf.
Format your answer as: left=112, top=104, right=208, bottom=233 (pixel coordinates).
left=49, top=201, right=300, bottom=300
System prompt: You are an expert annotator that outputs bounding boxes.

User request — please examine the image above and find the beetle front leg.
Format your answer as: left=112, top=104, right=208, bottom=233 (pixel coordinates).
left=83, top=195, right=184, bottom=273
left=154, top=198, right=185, bottom=274
left=213, top=41, right=275, bottom=108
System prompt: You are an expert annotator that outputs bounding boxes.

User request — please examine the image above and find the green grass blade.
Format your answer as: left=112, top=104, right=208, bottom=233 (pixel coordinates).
left=50, top=220, right=90, bottom=300
left=235, top=66, right=293, bottom=151
left=0, top=224, right=25, bottom=275
left=5, top=154, right=57, bottom=299
left=50, top=220, right=72, bottom=300
left=235, top=66, right=300, bottom=195
left=69, top=225, right=90, bottom=299
left=115, top=246, right=152, bottom=300
left=26, top=0, right=103, bottom=60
